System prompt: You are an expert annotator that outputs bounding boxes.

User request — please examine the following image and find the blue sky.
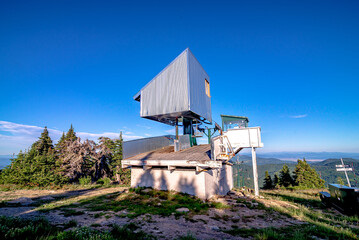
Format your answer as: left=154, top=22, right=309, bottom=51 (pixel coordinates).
left=1, top=0, right=359, bottom=155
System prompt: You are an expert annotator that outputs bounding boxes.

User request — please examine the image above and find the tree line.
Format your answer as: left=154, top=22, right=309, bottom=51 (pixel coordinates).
left=263, top=159, right=325, bottom=189
left=0, top=125, right=130, bottom=187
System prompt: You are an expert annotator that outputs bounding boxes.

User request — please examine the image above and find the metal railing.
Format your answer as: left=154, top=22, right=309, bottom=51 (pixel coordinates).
left=123, top=135, right=175, bottom=159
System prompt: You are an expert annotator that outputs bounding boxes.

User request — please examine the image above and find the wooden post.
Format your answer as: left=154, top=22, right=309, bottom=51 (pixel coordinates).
left=251, top=147, right=259, bottom=197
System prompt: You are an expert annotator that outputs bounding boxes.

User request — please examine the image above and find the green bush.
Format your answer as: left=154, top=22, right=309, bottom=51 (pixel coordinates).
left=97, top=177, right=111, bottom=186
left=79, top=176, right=92, bottom=186
left=0, top=216, right=153, bottom=240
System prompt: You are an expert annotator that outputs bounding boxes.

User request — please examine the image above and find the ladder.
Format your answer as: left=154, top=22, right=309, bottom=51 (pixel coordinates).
left=216, top=135, right=235, bottom=161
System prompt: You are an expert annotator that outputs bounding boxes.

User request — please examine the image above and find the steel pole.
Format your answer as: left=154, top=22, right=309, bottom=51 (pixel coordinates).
left=341, top=158, right=351, bottom=187
left=251, top=147, right=259, bottom=196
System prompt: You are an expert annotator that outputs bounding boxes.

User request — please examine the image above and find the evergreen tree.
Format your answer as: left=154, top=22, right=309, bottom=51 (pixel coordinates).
left=65, top=124, right=77, bottom=142
left=0, top=127, right=67, bottom=186
left=293, top=159, right=325, bottom=189
left=100, top=132, right=130, bottom=184
left=273, top=174, right=279, bottom=188
left=279, top=164, right=293, bottom=187
left=34, top=126, right=53, bottom=155
left=263, top=171, right=273, bottom=189
left=56, top=132, right=66, bottom=148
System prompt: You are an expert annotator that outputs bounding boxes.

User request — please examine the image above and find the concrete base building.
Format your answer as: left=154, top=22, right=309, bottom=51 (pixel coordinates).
left=122, top=48, right=263, bottom=198
left=122, top=145, right=233, bottom=199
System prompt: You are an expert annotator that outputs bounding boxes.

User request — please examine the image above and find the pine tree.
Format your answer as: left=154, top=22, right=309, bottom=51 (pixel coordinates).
left=273, top=174, right=279, bottom=188
left=263, top=171, right=273, bottom=189
left=99, top=132, right=129, bottom=184
left=34, top=126, right=53, bottom=155
left=279, top=164, right=293, bottom=187
left=65, top=124, right=77, bottom=142
left=56, top=132, right=66, bottom=148
left=0, top=127, right=67, bottom=187
left=293, top=159, right=325, bottom=189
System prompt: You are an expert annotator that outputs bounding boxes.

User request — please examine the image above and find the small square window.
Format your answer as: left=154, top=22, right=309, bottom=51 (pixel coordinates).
left=205, top=79, right=211, bottom=97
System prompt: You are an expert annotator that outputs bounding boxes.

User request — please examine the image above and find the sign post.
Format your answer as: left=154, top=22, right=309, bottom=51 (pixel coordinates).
left=336, top=158, right=352, bottom=187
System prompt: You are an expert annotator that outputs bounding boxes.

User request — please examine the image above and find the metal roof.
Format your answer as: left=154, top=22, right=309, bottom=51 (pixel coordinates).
left=134, top=48, right=212, bottom=125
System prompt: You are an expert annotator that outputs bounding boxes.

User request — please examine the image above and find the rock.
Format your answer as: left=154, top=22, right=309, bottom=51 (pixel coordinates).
left=157, top=203, right=161, bottom=206
left=176, top=207, right=189, bottom=213
left=39, top=196, right=55, bottom=201
left=8, top=197, right=35, bottom=206
left=210, top=226, right=220, bottom=231
left=142, top=188, right=152, bottom=193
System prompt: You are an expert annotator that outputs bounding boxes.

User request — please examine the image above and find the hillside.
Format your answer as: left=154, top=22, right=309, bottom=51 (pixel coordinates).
left=234, top=157, right=359, bottom=188
left=311, top=158, right=359, bottom=185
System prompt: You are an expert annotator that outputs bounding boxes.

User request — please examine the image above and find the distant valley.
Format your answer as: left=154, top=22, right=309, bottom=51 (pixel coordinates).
left=233, top=154, right=359, bottom=188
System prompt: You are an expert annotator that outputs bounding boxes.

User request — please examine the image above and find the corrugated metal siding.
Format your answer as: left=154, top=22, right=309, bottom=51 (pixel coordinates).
left=188, top=49, right=212, bottom=122
left=178, top=134, right=191, bottom=151
left=123, top=135, right=175, bottom=159
left=140, top=50, right=189, bottom=117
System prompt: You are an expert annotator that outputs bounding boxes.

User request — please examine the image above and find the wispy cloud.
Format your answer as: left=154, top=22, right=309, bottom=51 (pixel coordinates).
left=136, top=124, right=152, bottom=130
left=290, top=114, right=308, bottom=119
left=0, top=120, right=143, bottom=155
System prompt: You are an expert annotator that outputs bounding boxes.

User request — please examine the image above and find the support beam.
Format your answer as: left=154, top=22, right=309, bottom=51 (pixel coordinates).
left=341, top=158, right=351, bottom=187
left=175, top=118, right=179, bottom=140
left=251, top=147, right=259, bottom=197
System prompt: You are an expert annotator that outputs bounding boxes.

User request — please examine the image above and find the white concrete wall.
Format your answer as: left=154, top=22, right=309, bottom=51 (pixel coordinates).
left=130, top=164, right=233, bottom=199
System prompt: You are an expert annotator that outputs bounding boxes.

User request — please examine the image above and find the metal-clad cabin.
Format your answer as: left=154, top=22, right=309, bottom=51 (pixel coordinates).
left=133, top=48, right=212, bottom=125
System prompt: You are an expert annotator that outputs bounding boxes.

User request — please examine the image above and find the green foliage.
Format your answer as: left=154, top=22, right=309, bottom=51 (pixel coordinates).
left=0, top=216, right=57, bottom=240
left=293, top=159, right=325, bottom=189
left=100, top=132, right=130, bottom=185
left=97, top=177, right=111, bottom=186
left=0, top=125, right=127, bottom=187
left=63, top=220, right=78, bottom=229
left=273, top=174, right=279, bottom=188
left=34, top=126, right=54, bottom=155
left=79, top=176, right=92, bottom=185
left=0, top=127, right=68, bottom=187
left=263, top=171, right=273, bottom=189
left=79, top=188, right=211, bottom=218
left=279, top=164, right=294, bottom=187
left=65, top=124, right=77, bottom=142
left=0, top=216, right=153, bottom=240
left=337, top=176, right=345, bottom=186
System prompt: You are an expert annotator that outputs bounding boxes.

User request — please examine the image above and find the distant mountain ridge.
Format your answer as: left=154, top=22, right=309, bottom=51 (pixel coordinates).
left=234, top=156, right=359, bottom=188
left=0, top=156, right=12, bottom=170
left=257, top=152, right=359, bottom=160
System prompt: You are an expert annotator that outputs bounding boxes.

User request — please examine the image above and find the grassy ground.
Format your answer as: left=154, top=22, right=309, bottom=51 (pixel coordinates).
left=0, top=185, right=358, bottom=239
left=224, top=188, right=359, bottom=240
left=37, top=187, right=228, bottom=219
left=0, top=215, right=155, bottom=240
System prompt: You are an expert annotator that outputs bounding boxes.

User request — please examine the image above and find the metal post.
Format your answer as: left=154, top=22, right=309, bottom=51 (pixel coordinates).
left=175, top=118, right=178, bottom=140
left=207, top=128, right=211, bottom=144
left=341, top=158, right=351, bottom=187
left=251, top=147, right=259, bottom=196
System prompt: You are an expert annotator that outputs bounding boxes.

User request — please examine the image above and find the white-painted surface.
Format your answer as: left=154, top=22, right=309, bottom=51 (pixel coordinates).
left=131, top=164, right=233, bottom=199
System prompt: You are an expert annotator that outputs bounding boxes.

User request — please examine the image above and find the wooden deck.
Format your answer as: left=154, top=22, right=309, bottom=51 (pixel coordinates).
left=125, top=144, right=211, bottom=161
